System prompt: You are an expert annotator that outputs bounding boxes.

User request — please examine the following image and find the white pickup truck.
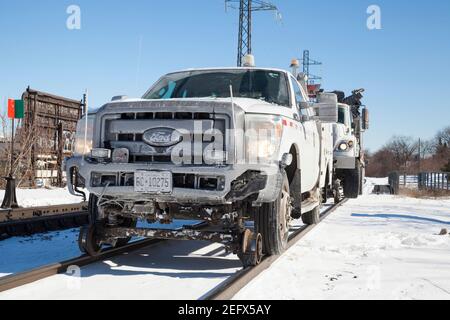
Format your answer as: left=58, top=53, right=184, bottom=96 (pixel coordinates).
left=65, top=62, right=334, bottom=266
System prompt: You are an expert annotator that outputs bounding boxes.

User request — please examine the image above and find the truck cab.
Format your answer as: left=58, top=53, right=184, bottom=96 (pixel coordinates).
left=65, top=61, right=334, bottom=266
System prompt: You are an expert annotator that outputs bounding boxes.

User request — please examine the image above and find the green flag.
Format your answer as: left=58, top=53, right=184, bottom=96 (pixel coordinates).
left=14, top=100, right=24, bottom=119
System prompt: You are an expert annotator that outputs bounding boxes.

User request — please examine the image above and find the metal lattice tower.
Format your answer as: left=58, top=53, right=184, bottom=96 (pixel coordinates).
left=226, top=0, right=279, bottom=66
left=301, top=50, right=322, bottom=84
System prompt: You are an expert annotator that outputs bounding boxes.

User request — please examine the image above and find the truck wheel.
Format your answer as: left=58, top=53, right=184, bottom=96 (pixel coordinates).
left=79, top=194, right=103, bottom=256
left=302, top=189, right=322, bottom=225
left=302, top=205, right=320, bottom=225
left=343, top=163, right=361, bottom=199
left=88, top=194, right=99, bottom=225
left=255, top=173, right=291, bottom=256
left=322, top=170, right=330, bottom=204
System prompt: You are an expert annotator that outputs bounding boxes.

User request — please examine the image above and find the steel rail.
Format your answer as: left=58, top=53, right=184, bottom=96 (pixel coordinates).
left=0, top=203, right=89, bottom=238
left=203, top=199, right=348, bottom=300
left=0, top=238, right=162, bottom=293
left=0, top=202, right=88, bottom=224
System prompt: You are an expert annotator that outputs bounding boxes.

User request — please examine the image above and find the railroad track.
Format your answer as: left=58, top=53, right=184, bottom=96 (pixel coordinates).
left=0, top=203, right=88, bottom=238
left=0, top=200, right=346, bottom=298
left=203, top=199, right=348, bottom=300
left=0, top=238, right=162, bottom=293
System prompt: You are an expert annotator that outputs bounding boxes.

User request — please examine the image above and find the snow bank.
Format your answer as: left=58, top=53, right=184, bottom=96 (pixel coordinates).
left=363, top=177, right=389, bottom=195
left=0, top=188, right=86, bottom=207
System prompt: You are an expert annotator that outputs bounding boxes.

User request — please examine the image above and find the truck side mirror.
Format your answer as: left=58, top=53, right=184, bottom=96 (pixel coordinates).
left=300, top=114, right=310, bottom=122
left=362, top=108, right=370, bottom=130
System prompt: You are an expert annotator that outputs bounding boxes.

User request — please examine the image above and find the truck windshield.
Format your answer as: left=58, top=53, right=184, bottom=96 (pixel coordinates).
left=143, top=69, right=290, bottom=107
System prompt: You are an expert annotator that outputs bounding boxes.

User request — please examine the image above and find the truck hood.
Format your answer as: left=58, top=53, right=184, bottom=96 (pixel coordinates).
left=105, top=97, right=294, bottom=118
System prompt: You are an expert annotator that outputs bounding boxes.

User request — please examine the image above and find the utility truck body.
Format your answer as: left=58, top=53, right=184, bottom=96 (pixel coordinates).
left=316, top=89, right=369, bottom=200
left=65, top=64, right=334, bottom=266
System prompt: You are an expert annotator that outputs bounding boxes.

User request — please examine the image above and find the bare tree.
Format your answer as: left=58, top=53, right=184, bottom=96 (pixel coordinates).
left=0, top=111, right=10, bottom=184
left=436, top=126, right=450, bottom=147
left=0, top=111, right=39, bottom=187
left=366, top=147, right=398, bottom=177
left=384, top=136, right=419, bottom=175
left=419, top=139, right=436, bottom=159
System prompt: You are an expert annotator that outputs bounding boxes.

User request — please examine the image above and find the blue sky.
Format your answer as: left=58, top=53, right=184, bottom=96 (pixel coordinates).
left=0, top=0, right=449, bottom=151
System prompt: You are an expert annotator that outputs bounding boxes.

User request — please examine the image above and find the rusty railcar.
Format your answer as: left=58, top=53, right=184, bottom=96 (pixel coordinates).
left=19, top=88, right=84, bottom=187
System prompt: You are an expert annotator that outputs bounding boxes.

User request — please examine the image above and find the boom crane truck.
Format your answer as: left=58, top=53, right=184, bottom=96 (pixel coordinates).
left=315, top=89, right=370, bottom=200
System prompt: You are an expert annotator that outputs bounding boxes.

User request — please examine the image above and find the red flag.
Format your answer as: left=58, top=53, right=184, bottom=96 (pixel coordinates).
left=7, top=99, right=15, bottom=119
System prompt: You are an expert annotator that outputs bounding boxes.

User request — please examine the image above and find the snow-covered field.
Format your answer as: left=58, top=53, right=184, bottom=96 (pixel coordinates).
left=0, top=188, right=85, bottom=208
left=1, top=178, right=450, bottom=300
left=235, top=181, right=450, bottom=300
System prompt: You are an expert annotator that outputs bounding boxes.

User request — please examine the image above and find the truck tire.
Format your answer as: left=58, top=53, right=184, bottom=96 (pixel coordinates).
left=343, top=162, right=361, bottom=199
left=255, top=173, right=291, bottom=256
left=88, top=194, right=99, bottom=225
left=79, top=195, right=103, bottom=256
left=302, top=205, right=320, bottom=225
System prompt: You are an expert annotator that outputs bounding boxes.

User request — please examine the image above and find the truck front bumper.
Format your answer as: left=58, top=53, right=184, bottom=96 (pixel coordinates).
left=334, top=154, right=357, bottom=170
left=65, top=157, right=283, bottom=205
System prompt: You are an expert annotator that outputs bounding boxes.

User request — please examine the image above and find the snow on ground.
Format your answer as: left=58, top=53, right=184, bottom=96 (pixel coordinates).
left=0, top=188, right=85, bottom=208
left=0, top=220, right=201, bottom=278
left=235, top=179, right=450, bottom=300
left=363, top=177, right=389, bottom=195
left=0, top=239, right=242, bottom=300
left=0, top=229, right=82, bottom=277
left=0, top=187, right=87, bottom=276
left=1, top=178, right=450, bottom=299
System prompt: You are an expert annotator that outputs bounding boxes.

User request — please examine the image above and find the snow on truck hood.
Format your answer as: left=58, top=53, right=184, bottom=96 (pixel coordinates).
left=103, top=97, right=294, bottom=117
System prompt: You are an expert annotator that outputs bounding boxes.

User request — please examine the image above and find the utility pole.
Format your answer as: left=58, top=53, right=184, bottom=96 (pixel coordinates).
left=226, top=0, right=279, bottom=66
left=2, top=99, right=23, bottom=209
left=301, top=50, right=322, bottom=85
left=418, top=138, right=422, bottom=173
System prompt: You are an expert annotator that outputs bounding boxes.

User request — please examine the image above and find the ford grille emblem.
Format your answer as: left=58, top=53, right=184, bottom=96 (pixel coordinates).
left=143, top=128, right=182, bottom=147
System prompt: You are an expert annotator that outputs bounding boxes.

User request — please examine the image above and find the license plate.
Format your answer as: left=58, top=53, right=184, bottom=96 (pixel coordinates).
left=134, top=171, right=172, bottom=193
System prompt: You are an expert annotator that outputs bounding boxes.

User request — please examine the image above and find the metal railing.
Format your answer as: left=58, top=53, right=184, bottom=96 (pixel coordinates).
left=418, top=172, right=450, bottom=191
left=399, top=175, right=419, bottom=188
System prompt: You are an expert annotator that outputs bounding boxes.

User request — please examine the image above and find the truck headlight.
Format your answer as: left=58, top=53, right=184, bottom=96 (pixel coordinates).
left=74, top=115, right=95, bottom=156
left=245, top=115, right=283, bottom=163
left=337, top=140, right=354, bottom=152
left=338, top=143, right=349, bottom=151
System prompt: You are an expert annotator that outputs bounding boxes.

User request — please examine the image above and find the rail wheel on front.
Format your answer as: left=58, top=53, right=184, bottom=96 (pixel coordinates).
left=255, top=173, right=291, bottom=256
left=78, top=224, right=102, bottom=256
left=79, top=194, right=103, bottom=256
left=238, top=230, right=263, bottom=268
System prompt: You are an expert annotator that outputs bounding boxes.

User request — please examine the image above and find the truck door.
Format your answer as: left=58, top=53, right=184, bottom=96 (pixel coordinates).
left=290, top=76, right=320, bottom=192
